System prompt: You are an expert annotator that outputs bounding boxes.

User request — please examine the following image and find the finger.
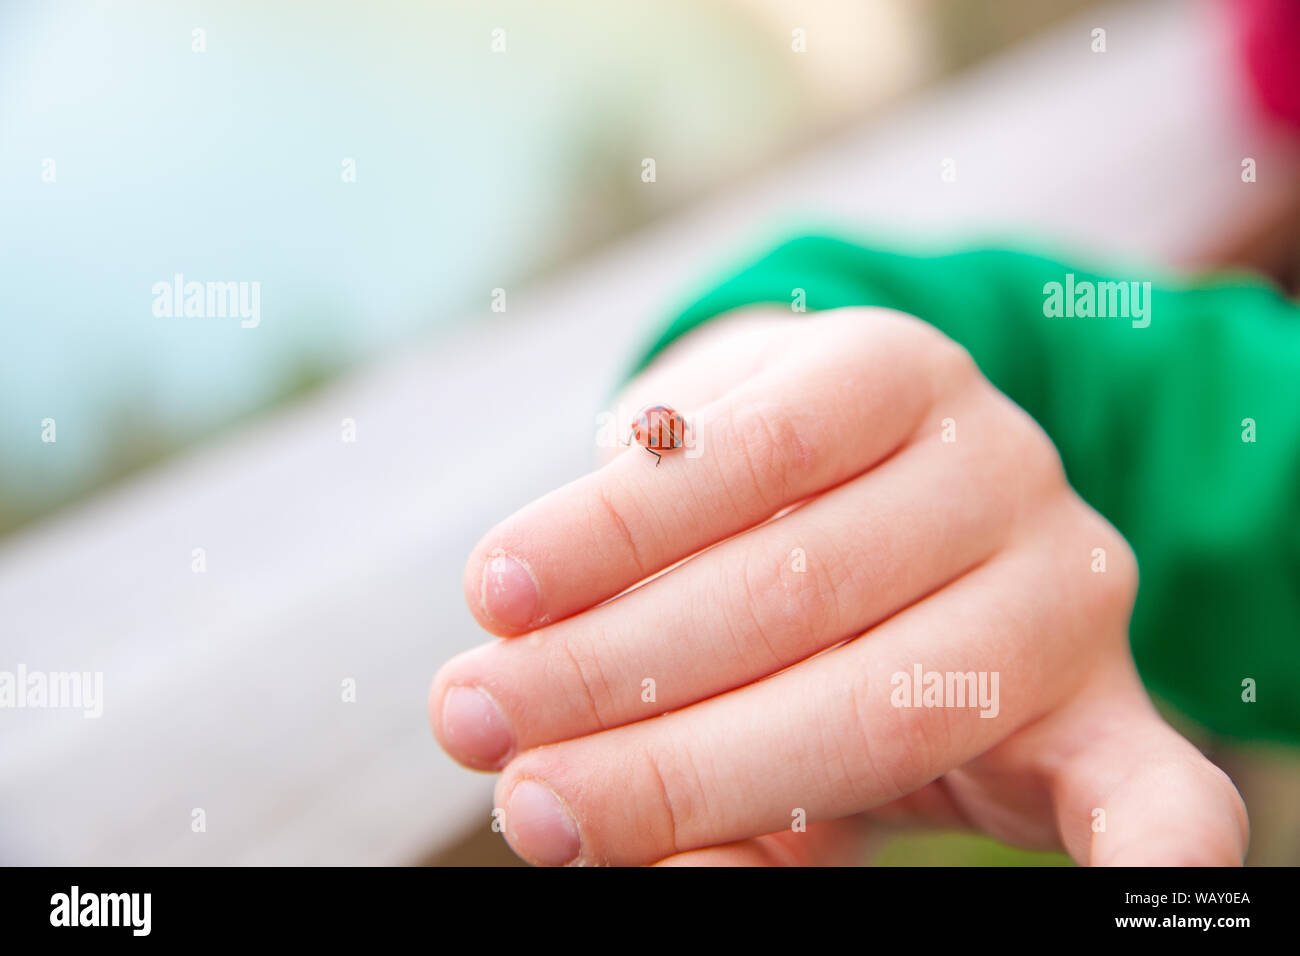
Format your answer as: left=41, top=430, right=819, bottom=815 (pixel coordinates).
left=1049, top=668, right=1249, bottom=866
left=434, top=390, right=1040, bottom=767
left=653, top=816, right=874, bottom=867
left=466, top=309, right=961, bottom=635
left=598, top=310, right=797, bottom=467
left=493, top=509, right=1118, bottom=865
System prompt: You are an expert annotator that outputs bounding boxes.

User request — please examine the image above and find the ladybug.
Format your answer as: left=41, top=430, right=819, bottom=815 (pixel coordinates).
left=629, top=404, right=686, bottom=466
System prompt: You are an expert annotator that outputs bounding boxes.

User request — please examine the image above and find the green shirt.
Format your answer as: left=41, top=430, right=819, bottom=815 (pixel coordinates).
left=633, top=235, right=1300, bottom=746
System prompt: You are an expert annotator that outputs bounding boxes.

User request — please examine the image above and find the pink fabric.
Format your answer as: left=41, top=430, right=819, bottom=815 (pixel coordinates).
left=1229, top=0, right=1300, bottom=133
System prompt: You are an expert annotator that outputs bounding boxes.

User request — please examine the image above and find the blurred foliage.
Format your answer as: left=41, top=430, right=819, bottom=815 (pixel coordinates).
left=874, top=831, right=1073, bottom=867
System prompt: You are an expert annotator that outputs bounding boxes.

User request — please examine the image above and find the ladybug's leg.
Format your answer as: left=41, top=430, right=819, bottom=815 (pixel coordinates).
left=646, top=448, right=662, bottom=466
left=621, top=428, right=634, bottom=448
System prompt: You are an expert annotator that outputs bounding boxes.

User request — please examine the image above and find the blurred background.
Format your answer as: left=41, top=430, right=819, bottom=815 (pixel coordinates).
left=2, top=0, right=1298, bottom=865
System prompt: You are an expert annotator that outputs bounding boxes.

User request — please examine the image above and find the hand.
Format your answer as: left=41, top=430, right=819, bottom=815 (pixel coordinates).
left=429, top=308, right=1248, bottom=866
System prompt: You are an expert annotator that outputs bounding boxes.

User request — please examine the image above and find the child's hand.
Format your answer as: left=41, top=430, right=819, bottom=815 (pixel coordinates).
left=429, top=308, right=1248, bottom=866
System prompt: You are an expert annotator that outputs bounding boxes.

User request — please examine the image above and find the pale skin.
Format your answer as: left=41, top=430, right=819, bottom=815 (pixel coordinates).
left=428, top=307, right=1249, bottom=866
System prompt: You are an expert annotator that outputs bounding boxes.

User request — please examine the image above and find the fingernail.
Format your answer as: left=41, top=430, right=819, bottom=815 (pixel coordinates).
left=507, top=779, right=581, bottom=866
left=481, top=552, right=540, bottom=629
left=441, top=686, right=513, bottom=767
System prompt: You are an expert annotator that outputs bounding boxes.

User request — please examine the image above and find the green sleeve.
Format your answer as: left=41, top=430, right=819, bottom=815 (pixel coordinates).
left=633, top=235, right=1300, bottom=746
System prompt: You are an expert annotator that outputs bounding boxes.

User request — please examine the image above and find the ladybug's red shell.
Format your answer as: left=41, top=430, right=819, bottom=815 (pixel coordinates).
left=632, top=405, right=686, bottom=450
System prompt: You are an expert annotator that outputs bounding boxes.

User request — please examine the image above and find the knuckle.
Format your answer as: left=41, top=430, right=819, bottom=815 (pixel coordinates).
left=888, top=699, right=954, bottom=786
left=588, top=482, right=648, bottom=577
left=848, top=308, right=978, bottom=386
left=639, top=744, right=704, bottom=856
left=1072, top=500, right=1139, bottom=615
left=555, top=638, right=614, bottom=730
left=735, top=540, right=839, bottom=666
left=887, top=312, right=978, bottom=385
left=1010, top=406, right=1063, bottom=475
left=1097, top=533, right=1139, bottom=611
left=848, top=668, right=948, bottom=798
left=930, top=334, right=980, bottom=387
left=884, top=317, right=983, bottom=418
left=715, top=399, right=813, bottom=513
left=995, top=397, right=1067, bottom=492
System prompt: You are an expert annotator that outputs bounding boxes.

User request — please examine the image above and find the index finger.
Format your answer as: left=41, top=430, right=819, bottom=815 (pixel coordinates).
left=465, top=308, right=962, bottom=635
